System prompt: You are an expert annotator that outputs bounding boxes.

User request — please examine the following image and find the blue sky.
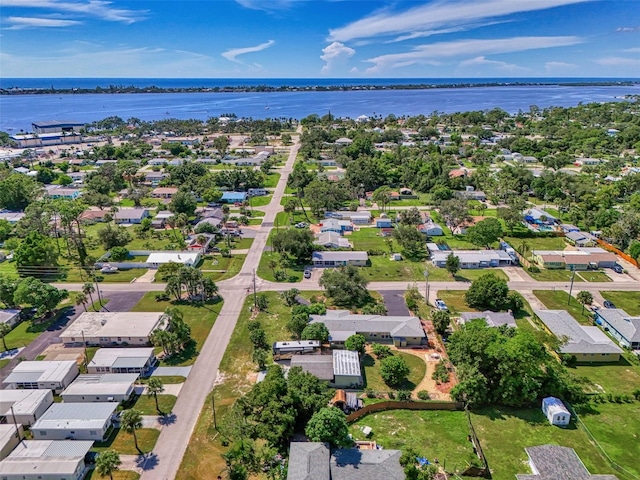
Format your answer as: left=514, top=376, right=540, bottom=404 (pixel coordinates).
left=1, top=0, right=639, bottom=78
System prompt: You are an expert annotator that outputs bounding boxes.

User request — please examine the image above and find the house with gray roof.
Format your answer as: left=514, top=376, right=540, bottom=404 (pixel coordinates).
left=459, top=311, right=516, bottom=328
left=0, top=390, right=54, bottom=427
left=535, top=310, right=622, bottom=362
left=314, top=232, right=352, bottom=249
left=290, top=350, right=362, bottom=388
left=431, top=249, right=513, bottom=269
left=312, top=251, right=368, bottom=267
left=60, top=373, right=139, bottom=403
left=516, top=445, right=618, bottom=480
left=114, top=207, right=150, bottom=224
left=0, top=309, right=20, bottom=328
left=0, top=440, right=93, bottom=480
left=31, top=403, right=118, bottom=441
left=87, top=347, right=157, bottom=375
left=594, top=308, right=640, bottom=350
left=286, top=442, right=404, bottom=480
left=3, top=361, right=79, bottom=393
left=565, top=230, right=597, bottom=247
left=309, top=310, right=426, bottom=347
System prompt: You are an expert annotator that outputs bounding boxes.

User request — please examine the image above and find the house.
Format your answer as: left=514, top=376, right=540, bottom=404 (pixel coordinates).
left=594, top=308, right=640, bottom=350
left=151, top=187, right=178, bottom=199
left=31, top=403, right=117, bottom=441
left=0, top=424, right=23, bottom=462
left=0, top=440, right=93, bottom=480
left=575, top=157, right=604, bottom=166
left=151, top=210, right=174, bottom=229
left=248, top=188, right=268, bottom=197
left=564, top=231, right=597, bottom=247
left=0, top=309, right=20, bottom=328
left=455, top=186, right=486, bottom=201
left=220, top=191, right=247, bottom=204
left=60, top=312, right=166, bottom=347
left=146, top=251, right=201, bottom=268
left=459, top=311, right=516, bottom=328
left=523, top=208, right=556, bottom=225
left=319, top=218, right=352, bottom=234
left=88, top=347, right=157, bottom=375
left=431, top=250, right=513, bottom=269
left=535, top=309, right=622, bottom=362
left=541, top=397, right=571, bottom=426
left=325, top=210, right=371, bottom=225
left=44, top=186, right=82, bottom=200
left=114, top=208, right=150, bottom=224
left=418, top=220, right=443, bottom=236
left=516, top=445, right=619, bottom=480
left=375, top=217, right=393, bottom=228
left=0, top=212, right=25, bottom=224
left=79, top=208, right=108, bottom=224
left=11, top=132, right=82, bottom=148
left=144, top=171, right=168, bottom=186
left=559, top=224, right=580, bottom=233
left=286, top=442, right=404, bottom=480
left=32, top=120, right=84, bottom=134
left=532, top=248, right=617, bottom=270
left=314, top=232, right=352, bottom=249
left=272, top=340, right=320, bottom=355
left=60, top=373, right=139, bottom=403
left=186, top=233, right=216, bottom=252
left=334, top=137, right=353, bottom=145
left=309, top=310, right=426, bottom=347
left=290, top=350, right=363, bottom=388
left=312, top=251, right=368, bottom=267
left=0, top=390, right=53, bottom=426
left=3, top=361, right=78, bottom=393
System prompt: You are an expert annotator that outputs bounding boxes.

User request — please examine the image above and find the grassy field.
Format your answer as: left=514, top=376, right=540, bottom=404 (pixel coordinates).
left=577, top=402, right=640, bottom=479
left=570, top=357, right=640, bottom=395
left=576, top=271, right=612, bottom=282
left=201, top=254, right=246, bottom=281
left=2, top=308, right=70, bottom=351
left=132, top=393, right=177, bottom=415
left=93, top=428, right=160, bottom=455
left=527, top=268, right=585, bottom=282
left=257, top=250, right=305, bottom=282
left=263, top=172, right=281, bottom=188
left=249, top=194, right=273, bottom=207
left=360, top=255, right=427, bottom=282
left=433, top=291, right=478, bottom=314
left=348, top=227, right=388, bottom=251
left=350, top=410, right=479, bottom=474
left=533, top=290, right=594, bottom=325
left=454, top=269, right=508, bottom=282
left=600, top=292, right=640, bottom=314
left=502, top=236, right=567, bottom=252
left=362, top=351, right=426, bottom=392
left=471, top=407, right=618, bottom=480
left=84, top=469, right=140, bottom=480
left=131, top=292, right=223, bottom=366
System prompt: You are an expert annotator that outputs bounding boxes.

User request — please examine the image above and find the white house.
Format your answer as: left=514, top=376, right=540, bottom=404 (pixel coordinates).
left=0, top=390, right=54, bottom=427
left=594, top=308, right=640, bottom=350
left=541, top=396, right=571, bottom=426
left=0, top=309, right=21, bottom=328
left=0, top=440, right=93, bottom=480
left=31, top=403, right=117, bottom=441
left=60, top=312, right=166, bottom=347
left=146, top=251, right=201, bottom=268
left=60, top=373, right=139, bottom=403
left=2, top=361, right=79, bottom=393
left=312, top=251, right=368, bottom=267
left=0, top=424, right=23, bottom=461
left=114, top=208, right=150, bottom=224
left=87, top=347, right=157, bottom=375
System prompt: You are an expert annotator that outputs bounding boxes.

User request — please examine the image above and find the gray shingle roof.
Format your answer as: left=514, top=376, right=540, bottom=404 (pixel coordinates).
left=310, top=311, right=425, bottom=340
left=286, top=442, right=330, bottom=480
left=535, top=310, right=622, bottom=355
left=459, top=311, right=516, bottom=328
left=516, top=445, right=619, bottom=480
left=596, top=309, right=640, bottom=343
left=312, top=251, right=368, bottom=262
left=290, top=355, right=334, bottom=381
left=331, top=448, right=405, bottom=480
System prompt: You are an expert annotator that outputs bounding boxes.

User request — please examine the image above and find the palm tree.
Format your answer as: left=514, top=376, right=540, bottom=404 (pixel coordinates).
left=196, top=234, right=207, bottom=253
left=267, top=259, right=278, bottom=276
left=73, top=292, right=88, bottom=312
left=146, top=377, right=165, bottom=413
left=120, top=409, right=144, bottom=454
left=82, top=282, right=95, bottom=308
left=0, top=323, right=12, bottom=351
left=95, top=450, right=121, bottom=480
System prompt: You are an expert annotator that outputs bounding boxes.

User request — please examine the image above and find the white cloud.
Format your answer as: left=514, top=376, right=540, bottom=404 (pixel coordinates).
left=221, top=40, right=275, bottom=64
left=459, top=55, right=529, bottom=73
left=2, top=0, right=146, bottom=24
left=320, top=41, right=355, bottom=73
left=6, top=16, right=82, bottom=29
left=328, top=0, right=588, bottom=43
left=595, top=57, right=640, bottom=66
left=616, top=26, right=640, bottom=32
left=623, top=47, right=640, bottom=53
left=364, top=36, right=583, bottom=73
left=545, top=61, right=577, bottom=72
left=234, top=0, right=304, bottom=12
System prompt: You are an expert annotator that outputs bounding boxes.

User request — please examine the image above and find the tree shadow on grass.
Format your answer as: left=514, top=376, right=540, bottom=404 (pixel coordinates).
left=162, top=339, right=197, bottom=366
left=158, top=413, right=177, bottom=426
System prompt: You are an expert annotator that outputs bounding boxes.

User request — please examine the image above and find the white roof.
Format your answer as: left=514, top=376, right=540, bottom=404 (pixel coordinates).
left=332, top=350, right=361, bottom=377
left=542, top=396, right=570, bottom=416
left=431, top=250, right=511, bottom=263
left=4, top=361, right=77, bottom=385
left=0, top=389, right=53, bottom=417
left=0, top=440, right=92, bottom=476
left=0, top=424, right=20, bottom=451
left=61, top=373, right=138, bottom=397
left=146, top=251, right=200, bottom=265
left=61, top=312, right=164, bottom=339
left=32, top=403, right=117, bottom=431
left=89, top=347, right=155, bottom=369
left=0, top=309, right=20, bottom=324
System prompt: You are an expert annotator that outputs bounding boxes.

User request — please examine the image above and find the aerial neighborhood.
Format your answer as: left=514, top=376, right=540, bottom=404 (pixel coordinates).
left=0, top=102, right=639, bottom=480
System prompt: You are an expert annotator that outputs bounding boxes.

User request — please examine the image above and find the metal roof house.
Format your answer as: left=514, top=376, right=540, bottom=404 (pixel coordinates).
left=3, top=361, right=79, bottom=394
left=541, top=397, right=571, bottom=426
left=31, top=403, right=118, bottom=441
left=60, top=373, right=139, bottom=403
left=0, top=440, right=93, bottom=480
left=564, top=230, right=597, bottom=247
left=312, top=251, right=368, bottom=267
left=113, top=207, right=150, bottom=224
left=535, top=310, right=622, bottom=362
left=431, top=249, right=513, bottom=269
left=32, top=120, right=84, bottom=134
left=290, top=350, right=363, bottom=388
left=87, top=347, right=157, bottom=375
left=0, top=390, right=54, bottom=427
left=60, top=312, right=166, bottom=347
left=516, top=445, right=619, bottom=480
left=459, top=311, right=516, bottom=328
left=594, top=308, right=640, bottom=350
left=309, top=310, right=426, bottom=347
left=146, top=251, right=201, bottom=268
left=220, top=191, right=248, bottom=204
left=0, top=424, right=23, bottom=462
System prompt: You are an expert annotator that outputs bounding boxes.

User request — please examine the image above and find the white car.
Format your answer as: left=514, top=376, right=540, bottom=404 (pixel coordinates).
left=434, top=299, right=448, bottom=311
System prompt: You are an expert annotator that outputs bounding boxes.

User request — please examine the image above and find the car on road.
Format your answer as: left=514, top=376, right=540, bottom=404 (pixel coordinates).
left=295, top=222, right=309, bottom=228
left=611, top=264, right=624, bottom=274
left=603, top=300, right=616, bottom=309
left=434, top=298, right=448, bottom=311
left=304, top=269, right=312, bottom=279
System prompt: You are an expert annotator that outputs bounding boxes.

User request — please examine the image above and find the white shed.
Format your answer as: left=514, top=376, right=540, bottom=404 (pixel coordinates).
left=541, top=396, right=570, bottom=426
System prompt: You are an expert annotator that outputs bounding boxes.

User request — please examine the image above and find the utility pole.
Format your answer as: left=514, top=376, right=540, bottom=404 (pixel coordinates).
left=81, top=330, right=88, bottom=372
left=10, top=406, right=21, bottom=440
left=212, top=392, right=217, bottom=430
left=424, top=269, right=430, bottom=305
left=253, top=269, right=257, bottom=309
left=567, top=267, right=576, bottom=304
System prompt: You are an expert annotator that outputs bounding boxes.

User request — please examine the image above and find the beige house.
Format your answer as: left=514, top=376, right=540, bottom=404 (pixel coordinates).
left=60, top=312, right=166, bottom=346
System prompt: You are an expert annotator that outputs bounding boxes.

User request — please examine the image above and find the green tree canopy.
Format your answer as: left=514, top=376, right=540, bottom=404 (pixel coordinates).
left=466, top=217, right=503, bottom=248
left=319, top=266, right=369, bottom=307
left=301, top=322, right=330, bottom=343
left=380, top=355, right=410, bottom=388
left=271, top=229, right=315, bottom=264
left=0, top=174, right=41, bottom=211
left=14, top=232, right=59, bottom=275
left=464, top=273, right=510, bottom=311
left=305, top=407, right=351, bottom=447
left=344, top=334, right=366, bottom=355
left=13, top=277, right=68, bottom=318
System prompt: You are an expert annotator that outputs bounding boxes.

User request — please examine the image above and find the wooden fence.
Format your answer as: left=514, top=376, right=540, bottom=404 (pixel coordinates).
left=346, top=400, right=463, bottom=422
left=596, top=239, right=639, bottom=268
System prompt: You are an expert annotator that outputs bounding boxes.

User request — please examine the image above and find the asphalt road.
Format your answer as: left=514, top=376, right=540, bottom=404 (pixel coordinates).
left=379, top=290, right=412, bottom=316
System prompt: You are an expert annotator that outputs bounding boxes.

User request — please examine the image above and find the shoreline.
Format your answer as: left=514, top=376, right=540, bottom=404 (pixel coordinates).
left=2, top=80, right=638, bottom=96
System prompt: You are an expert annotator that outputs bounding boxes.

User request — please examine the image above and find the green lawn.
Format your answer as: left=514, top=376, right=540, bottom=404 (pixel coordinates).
left=347, top=227, right=388, bottom=251
left=600, top=292, right=640, bottom=315
left=0, top=260, right=18, bottom=279
left=93, top=428, right=159, bottom=455
left=577, top=402, right=640, bottom=479
left=570, top=357, right=640, bottom=395
left=533, top=290, right=594, bottom=325
left=359, top=256, right=428, bottom=282
left=131, top=292, right=223, bottom=366
left=351, top=410, right=479, bottom=473
left=201, top=255, right=245, bottom=281
left=2, top=308, right=70, bottom=351
left=362, top=351, right=426, bottom=393
left=257, top=250, right=304, bottom=282
left=132, top=394, right=177, bottom=415
left=230, top=237, right=254, bottom=249
left=527, top=268, right=585, bottom=282
left=434, top=291, right=478, bottom=315
left=249, top=194, right=273, bottom=207
left=576, top=271, right=612, bottom=282
left=140, top=375, right=185, bottom=384
left=471, top=406, right=618, bottom=480
left=84, top=469, right=140, bottom=480
left=454, top=269, right=508, bottom=282
left=263, top=172, right=281, bottom=188
left=502, top=236, right=567, bottom=252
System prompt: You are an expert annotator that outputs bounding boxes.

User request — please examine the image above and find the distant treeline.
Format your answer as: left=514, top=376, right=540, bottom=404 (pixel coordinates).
left=1, top=81, right=637, bottom=95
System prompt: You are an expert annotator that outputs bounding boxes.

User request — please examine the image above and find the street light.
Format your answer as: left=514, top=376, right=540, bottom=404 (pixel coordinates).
left=567, top=265, right=576, bottom=305
left=424, top=269, right=430, bottom=305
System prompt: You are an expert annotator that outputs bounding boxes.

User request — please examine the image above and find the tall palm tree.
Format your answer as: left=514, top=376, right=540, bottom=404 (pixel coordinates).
left=95, top=450, right=121, bottom=480
left=73, top=292, right=88, bottom=312
left=146, top=377, right=165, bottom=413
left=82, top=282, right=95, bottom=307
left=0, top=323, right=12, bottom=352
left=120, top=409, right=144, bottom=454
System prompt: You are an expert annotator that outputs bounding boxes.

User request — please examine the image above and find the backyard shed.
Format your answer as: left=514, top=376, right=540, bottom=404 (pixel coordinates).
left=541, top=396, right=570, bottom=426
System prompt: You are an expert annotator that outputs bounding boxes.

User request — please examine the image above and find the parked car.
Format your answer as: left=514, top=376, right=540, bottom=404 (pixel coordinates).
left=84, top=452, right=99, bottom=465
left=434, top=298, right=448, bottom=311
left=603, top=300, right=616, bottom=309
left=304, top=269, right=312, bottom=279
left=612, top=264, right=624, bottom=274
left=295, top=222, right=309, bottom=228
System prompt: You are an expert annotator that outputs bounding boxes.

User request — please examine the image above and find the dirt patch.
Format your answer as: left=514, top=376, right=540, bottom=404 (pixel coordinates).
left=40, top=344, right=84, bottom=363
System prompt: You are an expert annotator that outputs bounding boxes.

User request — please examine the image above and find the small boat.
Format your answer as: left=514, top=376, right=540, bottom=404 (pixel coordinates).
left=265, top=103, right=269, bottom=110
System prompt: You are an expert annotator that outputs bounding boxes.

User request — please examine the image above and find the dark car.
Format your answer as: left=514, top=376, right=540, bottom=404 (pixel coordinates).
left=603, top=300, right=616, bottom=309
left=84, top=451, right=99, bottom=465
left=612, top=264, right=624, bottom=274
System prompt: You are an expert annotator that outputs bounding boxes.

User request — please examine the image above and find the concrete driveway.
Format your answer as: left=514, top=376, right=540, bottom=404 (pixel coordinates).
left=379, top=290, right=411, bottom=316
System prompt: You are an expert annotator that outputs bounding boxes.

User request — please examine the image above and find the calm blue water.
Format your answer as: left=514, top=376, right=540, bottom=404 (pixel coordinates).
left=1, top=79, right=639, bottom=132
